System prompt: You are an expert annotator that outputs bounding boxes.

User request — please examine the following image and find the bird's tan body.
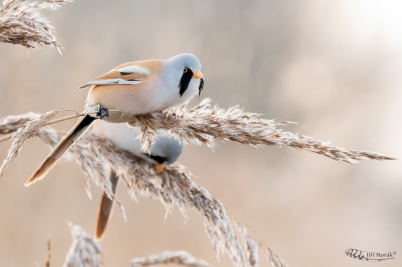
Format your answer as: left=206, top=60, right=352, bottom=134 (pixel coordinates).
left=26, top=53, right=202, bottom=187
left=87, top=59, right=165, bottom=115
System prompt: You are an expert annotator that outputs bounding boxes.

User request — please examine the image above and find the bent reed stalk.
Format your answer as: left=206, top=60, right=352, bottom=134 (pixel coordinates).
left=0, top=99, right=394, bottom=267
left=0, top=112, right=288, bottom=267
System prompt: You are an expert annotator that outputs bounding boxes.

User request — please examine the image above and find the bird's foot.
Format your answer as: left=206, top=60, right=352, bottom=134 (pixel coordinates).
left=96, top=104, right=109, bottom=119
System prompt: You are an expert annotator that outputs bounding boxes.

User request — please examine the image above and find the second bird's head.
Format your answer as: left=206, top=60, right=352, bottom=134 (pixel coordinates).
left=144, top=136, right=183, bottom=165
left=164, top=53, right=204, bottom=100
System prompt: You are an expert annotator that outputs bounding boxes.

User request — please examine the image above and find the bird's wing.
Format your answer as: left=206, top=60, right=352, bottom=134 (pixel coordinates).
left=24, top=115, right=97, bottom=186
left=95, top=171, right=120, bottom=240
left=78, top=62, right=154, bottom=89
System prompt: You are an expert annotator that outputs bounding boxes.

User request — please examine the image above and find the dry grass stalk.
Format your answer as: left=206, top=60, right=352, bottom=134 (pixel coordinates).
left=0, top=111, right=94, bottom=143
left=233, top=220, right=259, bottom=267
left=0, top=112, right=39, bottom=134
left=0, top=110, right=58, bottom=177
left=0, top=0, right=72, bottom=51
left=59, top=135, right=283, bottom=267
left=0, top=113, right=285, bottom=267
left=128, top=250, right=211, bottom=267
left=261, top=245, right=288, bottom=267
left=63, top=133, right=250, bottom=267
left=0, top=112, right=127, bottom=219
left=45, top=236, right=51, bottom=267
left=63, top=223, right=103, bottom=267
left=0, top=100, right=395, bottom=266
left=127, top=98, right=395, bottom=163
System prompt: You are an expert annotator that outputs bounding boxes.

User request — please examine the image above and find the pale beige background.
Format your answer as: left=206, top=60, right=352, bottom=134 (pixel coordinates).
left=0, top=0, right=401, bottom=266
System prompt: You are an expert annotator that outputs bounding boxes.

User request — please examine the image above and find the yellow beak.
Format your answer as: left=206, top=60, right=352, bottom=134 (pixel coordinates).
left=193, top=72, right=203, bottom=79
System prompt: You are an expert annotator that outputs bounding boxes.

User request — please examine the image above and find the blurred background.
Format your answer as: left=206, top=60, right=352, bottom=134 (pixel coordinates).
left=0, top=0, right=401, bottom=266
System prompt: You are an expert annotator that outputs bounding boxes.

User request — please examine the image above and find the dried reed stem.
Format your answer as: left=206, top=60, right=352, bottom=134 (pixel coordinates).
left=233, top=220, right=259, bottom=267
left=0, top=97, right=395, bottom=266
left=261, top=245, right=288, bottom=267
left=60, top=134, right=283, bottom=267
left=0, top=113, right=284, bottom=267
left=128, top=250, right=211, bottom=267
left=0, top=111, right=86, bottom=143
left=45, top=236, right=51, bottom=267
left=0, top=0, right=72, bottom=51
left=0, top=112, right=126, bottom=218
left=63, top=223, right=103, bottom=267
left=0, top=110, right=58, bottom=177
left=0, top=102, right=395, bottom=267
left=127, top=98, right=395, bottom=163
left=0, top=112, right=39, bottom=134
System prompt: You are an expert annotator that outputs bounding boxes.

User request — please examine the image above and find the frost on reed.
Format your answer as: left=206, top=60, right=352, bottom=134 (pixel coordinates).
left=128, top=98, right=395, bottom=163
left=0, top=113, right=288, bottom=267
left=63, top=223, right=103, bottom=267
left=129, top=250, right=211, bottom=267
left=0, top=0, right=72, bottom=51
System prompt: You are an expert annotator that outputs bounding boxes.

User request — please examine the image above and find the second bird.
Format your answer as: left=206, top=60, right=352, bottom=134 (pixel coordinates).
left=93, top=120, right=183, bottom=240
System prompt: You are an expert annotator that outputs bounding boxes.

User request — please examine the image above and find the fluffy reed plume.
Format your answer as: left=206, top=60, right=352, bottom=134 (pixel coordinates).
left=233, top=221, right=259, bottom=267
left=128, top=98, right=395, bottom=163
left=0, top=0, right=72, bottom=51
left=47, top=223, right=211, bottom=267
left=63, top=223, right=103, bottom=267
left=129, top=250, right=211, bottom=267
left=0, top=112, right=39, bottom=134
left=0, top=113, right=287, bottom=267
left=0, top=110, right=58, bottom=176
left=261, top=245, right=288, bottom=267
left=0, top=112, right=127, bottom=217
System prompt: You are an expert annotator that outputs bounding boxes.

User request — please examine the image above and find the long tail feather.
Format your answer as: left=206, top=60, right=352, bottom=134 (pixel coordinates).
left=25, top=115, right=97, bottom=187
left=95, top=171, right=120, bottom=240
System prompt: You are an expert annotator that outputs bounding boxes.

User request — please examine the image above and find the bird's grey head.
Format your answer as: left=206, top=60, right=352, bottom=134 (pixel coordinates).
left=165, top=53, right=204, bottom=97
left=145, top=136, right=183, bottom=165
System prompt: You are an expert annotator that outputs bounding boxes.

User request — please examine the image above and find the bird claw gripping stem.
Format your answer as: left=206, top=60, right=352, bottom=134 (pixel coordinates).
left=85, top=104, right=109, bottom=119
left=95, top=104, right=109, bottom=119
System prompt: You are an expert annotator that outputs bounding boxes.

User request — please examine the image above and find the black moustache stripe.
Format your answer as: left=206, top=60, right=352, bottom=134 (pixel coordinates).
left=179, top=68, right=194, bottom=97
left=142, top=153, right=167, bottom=164
left=199, top=77, right=204, bottom=96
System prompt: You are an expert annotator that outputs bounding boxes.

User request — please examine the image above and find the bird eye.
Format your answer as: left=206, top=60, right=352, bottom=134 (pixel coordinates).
left=183, top=68, right=188, bottom=73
